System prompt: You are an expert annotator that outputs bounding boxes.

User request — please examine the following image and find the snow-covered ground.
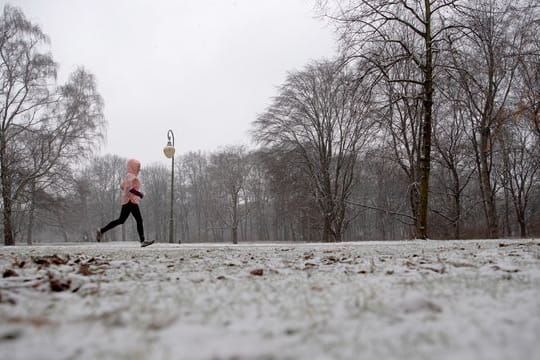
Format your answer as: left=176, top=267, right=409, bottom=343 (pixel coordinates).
left=1, top=239, right=539, bottom=360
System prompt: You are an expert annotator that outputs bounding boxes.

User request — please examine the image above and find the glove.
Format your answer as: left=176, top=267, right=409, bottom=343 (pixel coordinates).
left=129, top=188, right=144, bottom=198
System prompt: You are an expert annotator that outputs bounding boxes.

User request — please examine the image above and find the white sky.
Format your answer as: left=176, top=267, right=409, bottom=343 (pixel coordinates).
left=8, top=0, right=337, bottom=166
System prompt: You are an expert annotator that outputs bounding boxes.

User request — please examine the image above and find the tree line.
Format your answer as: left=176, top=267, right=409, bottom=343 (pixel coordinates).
left=1, top=1, right=539, bottom=245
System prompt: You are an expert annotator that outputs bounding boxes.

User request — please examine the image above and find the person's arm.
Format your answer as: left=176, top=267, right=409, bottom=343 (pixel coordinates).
left=129, top=188, right=144, bottom=198
left=130, top=177, right=143, bottom=198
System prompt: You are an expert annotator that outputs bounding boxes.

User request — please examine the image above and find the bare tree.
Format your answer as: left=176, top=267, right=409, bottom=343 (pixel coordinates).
left=181, top=151, right=211, bottom=242
left=320, top=0, right=464, bottom=239
left=515, top=37, right=540, bottom=138
left=140, top=164, right=169, bottom=242
left=25, top=158, right=74, bottom=244
left=448, top=0, right=539, bottom=237
left=1, top=5, right=55, bottom=245
left=208, top=146, right=250, bottom=244
left=354, top=148, right=412, bottom=240
left=173, top=156, right=190, bottom=243
left=24, top=68, right=104, bottom=243
left=256, top=149, right=319, bottom=241
left=1, top=6, right=104, bottom=245
left=83, top=155, right=126, bottom=241
left=431, top=76, right=477, bottom=238
left=244, top=151, right=273, bottom=241
left=254, top=60, right=375, bottom=242
left=379, top=60, right=424, bottom=233
left=496, top=116, right=540, bottom=237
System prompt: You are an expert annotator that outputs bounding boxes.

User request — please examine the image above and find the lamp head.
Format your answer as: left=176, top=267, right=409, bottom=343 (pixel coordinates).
left=163, top=141, right=175, bottom=158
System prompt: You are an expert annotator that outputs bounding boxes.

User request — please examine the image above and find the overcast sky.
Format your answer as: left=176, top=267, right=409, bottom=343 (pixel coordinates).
left=9, top=0, right=337, bottom=166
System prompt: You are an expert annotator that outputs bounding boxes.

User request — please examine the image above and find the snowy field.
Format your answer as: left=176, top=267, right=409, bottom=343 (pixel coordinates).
left=0, top=239, right=539, bottom=360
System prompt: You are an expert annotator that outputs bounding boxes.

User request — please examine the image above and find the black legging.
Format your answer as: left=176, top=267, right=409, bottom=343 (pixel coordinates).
left=100, top=202, right=144, bottom=241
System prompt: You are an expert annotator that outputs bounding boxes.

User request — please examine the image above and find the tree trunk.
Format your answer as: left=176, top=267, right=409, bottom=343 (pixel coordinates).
left=232, top=192, right=238, bottom=244
left=2, top=193, right=14, bottom=245
left=25, top=180, right=37, bottom=245
left=334, top=203, right=346, bottom=242
left=503, top=185, right=512, bottom=237
left=409, top=184, right=420, bottom=236
left=26, top=186, right=36, bottom=245
left=479, top=127, right=499, bottom=238
left=418, top=0, right=433, bottom=240
left=1, top=145, right=14, bottom=245
left=27, top=206, right=34, bottom=245
left=479, top=168, right=499, bottom=238
left=55, top=210, right=69, bottom=242
left=232, top=226, right=238, bottom=245
left=452, top=173, right=461, bottom=240
left=323, top=215, right=331, bottom=242
left=515, top=199, right=527, bottom=238
left=518, top=216, right=527, bottom=238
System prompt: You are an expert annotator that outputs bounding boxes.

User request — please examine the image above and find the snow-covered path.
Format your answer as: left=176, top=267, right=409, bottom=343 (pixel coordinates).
left=1, top=239, right=539, bottom=360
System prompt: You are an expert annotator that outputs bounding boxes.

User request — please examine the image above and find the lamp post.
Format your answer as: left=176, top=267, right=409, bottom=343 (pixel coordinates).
left=163, top=130, right=176, bottom=243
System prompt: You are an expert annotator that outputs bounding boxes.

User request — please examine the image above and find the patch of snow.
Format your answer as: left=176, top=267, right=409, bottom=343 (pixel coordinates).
left=0, top=239, right=539, bottom=359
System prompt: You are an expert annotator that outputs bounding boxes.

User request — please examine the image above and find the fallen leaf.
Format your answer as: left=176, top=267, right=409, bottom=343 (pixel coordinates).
left=32, top=257, right=49, bottom=266
left=78, top=263, right=93, bottom=276
left=250, top=268, right=264, bottom=276
left=321, top=256, right=338, bottom=265
left=2, top=269, right=18, bottom=278
left=12, top=257, right=25, bottom=268
left=32, top=254, right=69, bottom=267
left=48, top=272, right=71, bottom=292
left=49, top=254, right=69, bottom=265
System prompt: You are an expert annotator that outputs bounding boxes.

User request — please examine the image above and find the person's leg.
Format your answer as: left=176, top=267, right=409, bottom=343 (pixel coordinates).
left=100, top=203, right=131, bottom=235
left=130, top=203, right=145, bottom=242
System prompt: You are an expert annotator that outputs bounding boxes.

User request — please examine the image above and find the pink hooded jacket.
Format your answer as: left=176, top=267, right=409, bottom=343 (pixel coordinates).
left=120, top=159, right=142, bottom=205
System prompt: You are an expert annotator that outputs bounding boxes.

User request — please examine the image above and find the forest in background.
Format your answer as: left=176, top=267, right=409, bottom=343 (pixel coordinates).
left=2, top=1, right=539, bottom=245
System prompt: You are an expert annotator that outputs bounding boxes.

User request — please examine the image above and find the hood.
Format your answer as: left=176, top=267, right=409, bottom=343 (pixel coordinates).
left=127, top=159, right=141, bottom=175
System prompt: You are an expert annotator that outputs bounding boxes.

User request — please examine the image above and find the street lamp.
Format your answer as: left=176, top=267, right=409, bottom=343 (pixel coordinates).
left=163, top=129, right=176, bottom=243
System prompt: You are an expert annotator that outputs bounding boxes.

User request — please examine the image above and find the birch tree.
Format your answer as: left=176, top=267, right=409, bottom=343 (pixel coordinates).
left=1, top=5, right=104, bottom=245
